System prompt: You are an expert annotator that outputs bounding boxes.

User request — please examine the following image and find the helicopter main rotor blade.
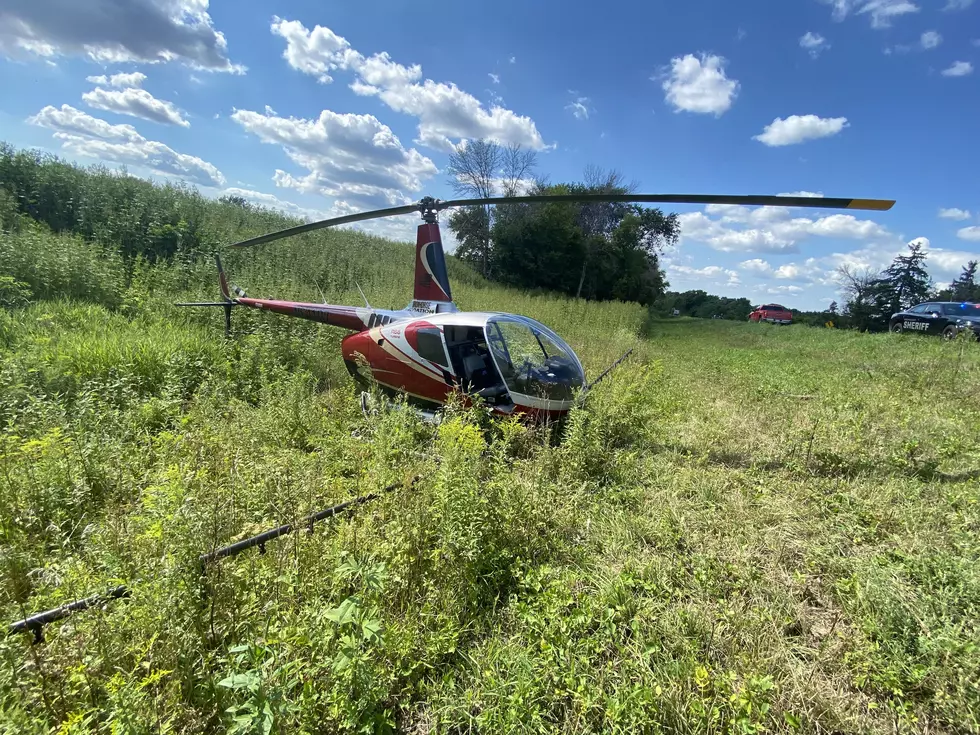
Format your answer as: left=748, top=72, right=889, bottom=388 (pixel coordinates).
left=439, top=194, right=895, bottom=211
left=230, top=203, right=420, bottom=248
left=226, top=192, right=894, bottom=251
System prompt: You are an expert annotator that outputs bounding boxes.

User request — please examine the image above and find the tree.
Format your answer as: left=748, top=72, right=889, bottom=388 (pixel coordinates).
left=949, top=260, right=979, bottom=302
left=828, top=300, right=838, bottom=315
left=489, top=179, right=677, bottom=305
left=445, top=139, right=537, bottom=276
left=881, top=240, right=931, bottom=313
left=490, top=193, right=586, bottom=293
left=219, top=194, right=251, bottom=209
left=652, top=290, right=751, bottom=320
left=573, top=166, right=637, bottom=298
left=837, top=264, right=894, bottom=331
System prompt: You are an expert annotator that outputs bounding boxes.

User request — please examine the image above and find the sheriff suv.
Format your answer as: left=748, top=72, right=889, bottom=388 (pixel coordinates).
left=749, top=304, right=793, bottom=325
left=889, top=302, right=980, bottom=340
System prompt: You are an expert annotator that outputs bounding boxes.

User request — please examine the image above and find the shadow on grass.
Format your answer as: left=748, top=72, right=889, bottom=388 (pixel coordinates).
left=665, top=444, right=877, bottom=480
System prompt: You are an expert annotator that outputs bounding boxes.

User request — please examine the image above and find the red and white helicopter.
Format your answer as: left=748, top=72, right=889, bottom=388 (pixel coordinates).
left=182, top=193, right=894, bottom=421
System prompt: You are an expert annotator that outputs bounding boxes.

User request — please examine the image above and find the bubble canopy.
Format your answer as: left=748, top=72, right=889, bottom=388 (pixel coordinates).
left=484, top=315, right=586, bottom=403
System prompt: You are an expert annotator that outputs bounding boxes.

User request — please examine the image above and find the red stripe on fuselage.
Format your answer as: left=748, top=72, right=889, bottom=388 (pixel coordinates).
left=237, top=298, right=366, bottom=331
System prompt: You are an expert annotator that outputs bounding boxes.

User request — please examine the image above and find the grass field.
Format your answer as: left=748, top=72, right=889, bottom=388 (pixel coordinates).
left=1, top=219, right=979, bottom=734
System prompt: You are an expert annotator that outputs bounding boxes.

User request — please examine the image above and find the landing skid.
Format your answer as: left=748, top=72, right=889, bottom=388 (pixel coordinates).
left=359, top=391, right=442, bottom=424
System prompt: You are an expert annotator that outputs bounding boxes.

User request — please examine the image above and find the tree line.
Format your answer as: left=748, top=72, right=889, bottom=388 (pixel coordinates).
left=834, top=241, right=979, bottom=331
left=650, top=290, right=753, bottom=320
left=5, top=140, right=976, bottom=326
left=445, top=140, right=678, bottom=306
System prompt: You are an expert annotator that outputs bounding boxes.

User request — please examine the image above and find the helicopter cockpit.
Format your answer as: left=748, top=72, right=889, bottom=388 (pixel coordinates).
left=484, top=316, right=586, bottom=404
left=442, top=316, right=585, bottom=408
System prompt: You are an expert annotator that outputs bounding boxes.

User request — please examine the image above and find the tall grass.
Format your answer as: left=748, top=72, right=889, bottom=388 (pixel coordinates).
left=1, top=151, right=978, bottom=733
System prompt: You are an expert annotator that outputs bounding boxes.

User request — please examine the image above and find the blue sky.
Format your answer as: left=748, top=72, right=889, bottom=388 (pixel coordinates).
left=1, top=0, right=978, bottom=309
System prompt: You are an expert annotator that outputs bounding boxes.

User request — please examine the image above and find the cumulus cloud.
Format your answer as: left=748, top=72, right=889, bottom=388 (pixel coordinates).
left=230, top=107, right=437, bottom=213
left=661, top=53, right=739, bottom=115
left=722, top=236, right=975, bottom=308
left=820, top=0, right=919, bottom=28
left=668, top=264, right=741, bottom=287
left=920, top=31, right=942, bottom=49
left=0, top=0, right=243, bottom=72
left=941, top=61, right=973, bottom=77
left=800, top=32, right=829, bottom=58
left=83, top=85, right=189, bottom=127
left=958, top=226, right=980, bottom=241
left=86, top=71, right=147, bottom=88
left=939, top=207, right=971, bottom=220
left=680, top=200, right=894, bottom=254
left=269, top=17, right=545, bottom=152
left=219, top=187, right=327, bottom=221
left=739, top=259, right=811, bottom=280
left=28, top=104, right=224, bottom=187
left=753, top=115, right=848, bottom=146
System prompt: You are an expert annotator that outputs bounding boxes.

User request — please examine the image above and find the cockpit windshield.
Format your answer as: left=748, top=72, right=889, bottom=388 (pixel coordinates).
left=484, top=317, right=585, bottom=402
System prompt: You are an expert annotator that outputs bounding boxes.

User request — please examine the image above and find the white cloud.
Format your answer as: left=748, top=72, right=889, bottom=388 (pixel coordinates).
left=958, top=226, right=980, bottom=241
left=753, top=115, right=848, bottom=146
left=0, top=0, right=243, bottom=72
left=82, top=85, right=189, bottom=127
left=941, top=61, right=973, bottom=77
left=270, top=18, right=546, bottom=153
left=661, top=53, right=739, bottom=115
left=668, top=264, right=741, bottom=286
left=920, top=31, right=942, bottom=49
left=729, top=236, right=976, bottom=308
left=269, top=18, right=357, bottom=83
left=738, top=259, right=815, bottom=281
left=740, top=258, right=773, bottom=274
left=565, top=96, right=591, bottom=120
left=509, top=56, right=516, bottom=64
left=264, top=104, right=277, bottom=116
left=86, top=72, right=147, bottom=88
left=230, top=107, right=437, bottom=212
left=939, top=207, right=971, bottom=220
left=820, top=0, right=919, bottom=27
left=680, top=201, right=894, bottom=255
left=488, top=73, right=500, bottom=84
left=219, top=187, right=327, bottom=221
left=943, top=0, right=974, bottom=9
left=825, top=238, right=977, bottom=284
left=800, top=32, right=829, bottom=58
left=862, top=0, right=919, bottom=27
left=28, top=104, right=224, bottom=187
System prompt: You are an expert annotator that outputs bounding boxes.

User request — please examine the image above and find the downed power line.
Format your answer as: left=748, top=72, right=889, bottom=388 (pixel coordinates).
left=7, top=477, right=417, bottom=643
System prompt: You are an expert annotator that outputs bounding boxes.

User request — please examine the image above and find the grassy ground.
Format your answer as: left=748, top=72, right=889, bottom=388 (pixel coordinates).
left=1, top=224, right=979, bottom=734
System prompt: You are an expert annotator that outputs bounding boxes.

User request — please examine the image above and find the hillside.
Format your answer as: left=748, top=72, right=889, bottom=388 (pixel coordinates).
left=1, top=155, right=979, bottom=734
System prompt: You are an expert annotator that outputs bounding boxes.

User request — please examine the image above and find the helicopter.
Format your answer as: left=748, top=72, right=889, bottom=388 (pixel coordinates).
left=179, top=192, right=895, bottom=421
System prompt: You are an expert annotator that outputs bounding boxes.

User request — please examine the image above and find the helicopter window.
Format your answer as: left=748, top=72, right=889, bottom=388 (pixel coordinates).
left=416, top=328, right=449, bottom=368
left=486, top=319, right=584, bottom=402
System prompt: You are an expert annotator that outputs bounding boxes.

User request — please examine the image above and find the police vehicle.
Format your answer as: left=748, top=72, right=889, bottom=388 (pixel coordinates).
left=889, top=302, right=980, bottom=340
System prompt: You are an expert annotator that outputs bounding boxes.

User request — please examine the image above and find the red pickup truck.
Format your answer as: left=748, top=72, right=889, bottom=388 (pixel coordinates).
left=749, top=304, right=793, bottom=325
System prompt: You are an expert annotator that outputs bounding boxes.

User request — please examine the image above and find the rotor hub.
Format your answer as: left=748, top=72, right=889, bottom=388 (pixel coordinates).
left=417, top=196, right=442, bottom=223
